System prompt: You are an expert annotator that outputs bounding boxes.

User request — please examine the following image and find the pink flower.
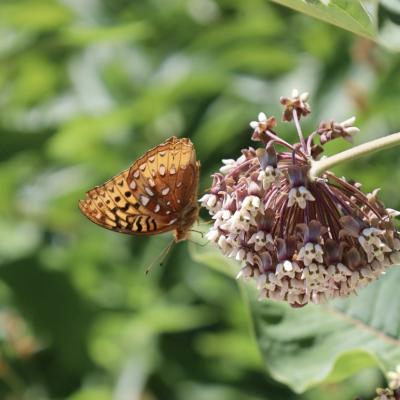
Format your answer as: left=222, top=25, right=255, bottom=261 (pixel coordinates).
left=200, top=90, right=400, bottom=307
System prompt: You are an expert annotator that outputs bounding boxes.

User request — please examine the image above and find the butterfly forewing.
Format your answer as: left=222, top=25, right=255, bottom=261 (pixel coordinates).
left=127, top=137, right=197, bottom=217
left=79, top=137, right=200, bottom=240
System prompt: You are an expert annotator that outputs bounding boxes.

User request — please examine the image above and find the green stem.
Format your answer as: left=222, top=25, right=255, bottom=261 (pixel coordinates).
left=309, top=132, right=400, bottom=180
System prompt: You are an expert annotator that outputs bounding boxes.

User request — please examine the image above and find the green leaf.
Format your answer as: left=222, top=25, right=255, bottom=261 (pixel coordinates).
left=271, top=0, right=376, bottom=39
left=192, top=242, right=400, bottom=393
left=274, top=0, right=400, bottom=51
left=270, top=0, right=400, bottom=51
left=245, top=267, right=400, bottom=393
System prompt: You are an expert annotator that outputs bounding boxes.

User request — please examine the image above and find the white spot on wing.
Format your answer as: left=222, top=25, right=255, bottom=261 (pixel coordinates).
left=140, top=195, right=150, bottom=206
left=168, top=218, right=178, bottom=225
left=162, top=187, right=170, bottom=196
left=130, top=181, right=137, bottom=190
left=145, top=187, right=154, bottom=196
left=159, top=164, right=166, bottom=176
left=154, top=204, right=161, bottom=212
left=133, top=170, right=140, bottom=179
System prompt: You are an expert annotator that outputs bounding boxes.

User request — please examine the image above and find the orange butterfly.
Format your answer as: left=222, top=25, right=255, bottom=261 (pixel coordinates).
left=79, top=137, right=200, bottom=242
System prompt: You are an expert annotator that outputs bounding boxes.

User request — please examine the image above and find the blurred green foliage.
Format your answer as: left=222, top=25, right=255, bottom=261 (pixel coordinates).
left=0, top=0, right=400, bottom=399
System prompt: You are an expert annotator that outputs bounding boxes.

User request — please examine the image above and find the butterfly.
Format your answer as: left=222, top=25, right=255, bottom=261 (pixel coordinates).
left=79, top=136, right=200, bottom=242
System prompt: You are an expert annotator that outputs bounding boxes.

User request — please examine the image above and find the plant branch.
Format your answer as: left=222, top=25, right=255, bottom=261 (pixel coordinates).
left=309, top=132, right=400, bottom=180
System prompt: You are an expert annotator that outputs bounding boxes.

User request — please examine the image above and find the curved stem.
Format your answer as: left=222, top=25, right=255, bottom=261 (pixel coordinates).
left=265, top=130, right=294, bottom=151
left=266, top=130, right=308, bottom=161
left=309, top=132, right=400, bottom=180
left=306, top=131, right=317, bottom=155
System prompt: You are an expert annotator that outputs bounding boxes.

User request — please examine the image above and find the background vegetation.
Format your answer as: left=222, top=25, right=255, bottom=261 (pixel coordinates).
left=0, top=0, right=399, bottom=399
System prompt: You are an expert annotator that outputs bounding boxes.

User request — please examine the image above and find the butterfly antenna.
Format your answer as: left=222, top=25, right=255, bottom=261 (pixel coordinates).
left=187, top=239, right=209, bottom=247
left=145, top=239, right=175, bottom=275
left=189, top=228, right=204, bottom=239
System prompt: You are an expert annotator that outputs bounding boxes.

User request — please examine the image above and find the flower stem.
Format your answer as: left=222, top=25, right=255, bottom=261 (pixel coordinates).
left=266, top=130, right=294, bottom=151
left=292, top=110, right=307, bottom=152
left=309, top=132, right=400, bottom=180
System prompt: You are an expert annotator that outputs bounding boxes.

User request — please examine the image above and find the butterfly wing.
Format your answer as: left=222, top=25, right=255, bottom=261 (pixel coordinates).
left=78, top=169, right=171, bottom=235
left=127, top=137, right=198, bottom=218
left=79, top=137, right=199, bottom=238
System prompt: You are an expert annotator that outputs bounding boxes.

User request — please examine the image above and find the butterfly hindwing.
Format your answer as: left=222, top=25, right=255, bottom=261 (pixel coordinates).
left=79, top=170, right=173, bottom=235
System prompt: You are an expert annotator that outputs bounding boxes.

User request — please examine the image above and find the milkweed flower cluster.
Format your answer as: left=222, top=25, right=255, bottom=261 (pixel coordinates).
left=200, top=89, right=400, bottom=307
